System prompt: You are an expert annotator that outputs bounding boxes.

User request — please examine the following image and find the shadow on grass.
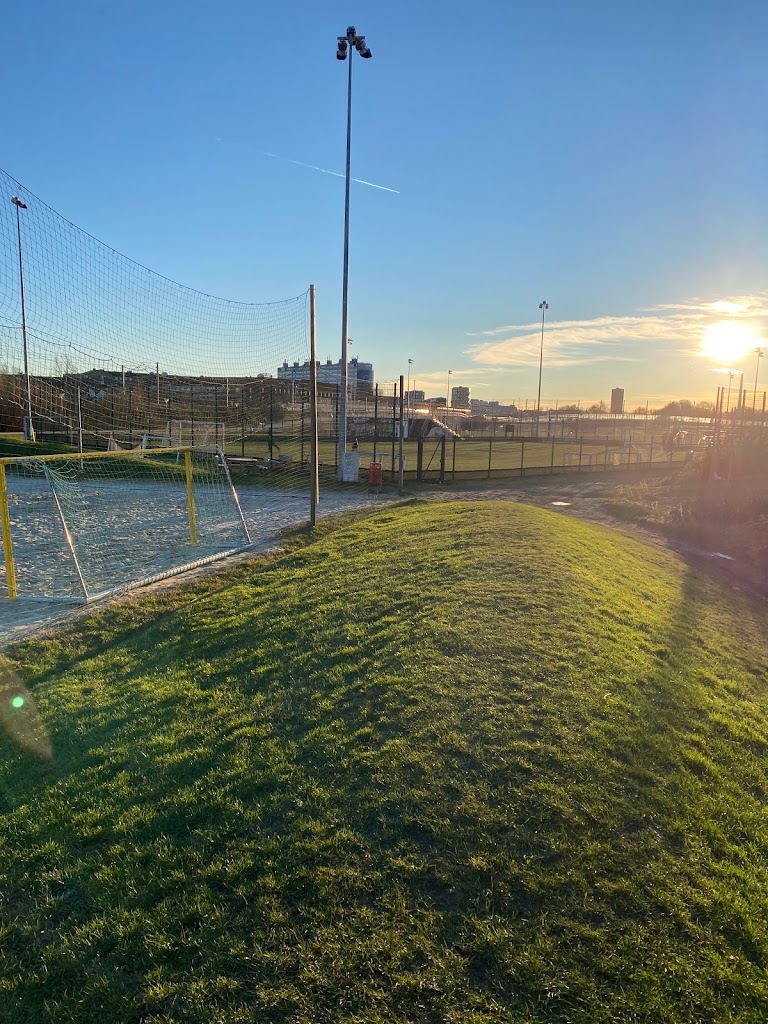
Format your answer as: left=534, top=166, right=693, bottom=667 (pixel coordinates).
left=2, top=505, right=768, bottom=1023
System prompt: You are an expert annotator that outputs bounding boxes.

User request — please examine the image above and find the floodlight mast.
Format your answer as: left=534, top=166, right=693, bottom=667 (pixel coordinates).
left=336, top=26, right=372, bottom=480
left=536, top=301, right=548, bottom=438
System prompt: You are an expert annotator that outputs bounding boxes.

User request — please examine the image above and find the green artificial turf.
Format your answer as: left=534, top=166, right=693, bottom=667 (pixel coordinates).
left=224, top=437, right=686, bottom=476
left=1, top=500, right=767, bottom=1023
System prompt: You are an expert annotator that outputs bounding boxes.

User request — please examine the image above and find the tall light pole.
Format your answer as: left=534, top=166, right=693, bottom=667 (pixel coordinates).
left=536, top=301, right=548, bottom=439
left=446, top=369, right=452, bottom=410
left=336, top=25, right=372, bottom=480
left=406, top=358, right=413, bottom=424
left=754, top=347, right=764, bottom=410
left=714, top=367, right=742, bottom=418
left=11, top=196, right=34, bottom=442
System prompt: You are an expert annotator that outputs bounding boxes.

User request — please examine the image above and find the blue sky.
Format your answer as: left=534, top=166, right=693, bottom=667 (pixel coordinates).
left=2, top=0, right=767, bottom=407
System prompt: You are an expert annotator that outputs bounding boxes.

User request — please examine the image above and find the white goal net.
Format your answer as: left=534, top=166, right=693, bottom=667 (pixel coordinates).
left=0, top=447, right=251, bottom=602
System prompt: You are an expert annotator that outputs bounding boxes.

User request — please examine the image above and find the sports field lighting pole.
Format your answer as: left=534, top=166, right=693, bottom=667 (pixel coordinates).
left=753, top=347, right=764, bottom=410
left=716, top=368, right=743, bottom=421
left=536, top=301, right=548, bottom=439
left=11, top=196, right=34, bottom=441
left=447, top=369, right=452, bottom=410
left=336, top=25, right=372, bottom=481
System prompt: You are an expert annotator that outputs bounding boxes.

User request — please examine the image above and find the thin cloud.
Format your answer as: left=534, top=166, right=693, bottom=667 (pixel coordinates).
left=466, top=295, right=768, bottom=369
left=262, top=152, right=400, bottom=194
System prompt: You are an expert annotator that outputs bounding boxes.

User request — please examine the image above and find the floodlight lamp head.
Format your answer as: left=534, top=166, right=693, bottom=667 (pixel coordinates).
left=346, top=26, right=357, bottom=38
left=539, top=300, right=548, bottom=310
left=11, top=196, right=27, bottom=209
left=336, top=37, right=348, bottom=59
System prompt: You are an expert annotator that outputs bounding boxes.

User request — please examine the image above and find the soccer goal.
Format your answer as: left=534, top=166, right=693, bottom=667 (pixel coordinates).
left=171, top=420, right=226, bottom=449
left=0, top=447, right=251, bottom=603
left=563, top=450, right=604, bottom=468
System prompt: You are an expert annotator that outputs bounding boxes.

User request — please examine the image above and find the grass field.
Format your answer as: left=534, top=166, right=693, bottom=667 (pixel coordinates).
left=224, top=436, right=687, bottom=477
left=0, top=437, right=84, bottom=458
left=1, top=433, right=686, bottom=480
left=2, top=502, right=768, bottom=1022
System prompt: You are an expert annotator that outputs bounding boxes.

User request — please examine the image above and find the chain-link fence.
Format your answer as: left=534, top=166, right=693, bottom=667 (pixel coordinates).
left=350, top=435, right=692, bottom=485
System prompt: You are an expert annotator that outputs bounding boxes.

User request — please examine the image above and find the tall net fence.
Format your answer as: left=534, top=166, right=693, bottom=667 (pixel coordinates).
left=0, top=165, right=310, bottom=464
left=0, top=449, right=250, bottom=602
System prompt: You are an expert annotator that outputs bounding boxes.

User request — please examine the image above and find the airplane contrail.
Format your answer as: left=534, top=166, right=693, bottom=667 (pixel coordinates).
left=263, top=152, right=400, bottom=194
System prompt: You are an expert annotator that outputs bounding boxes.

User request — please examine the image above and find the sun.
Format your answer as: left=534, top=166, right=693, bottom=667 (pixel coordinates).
left=700, top=321, right=756, bottom=363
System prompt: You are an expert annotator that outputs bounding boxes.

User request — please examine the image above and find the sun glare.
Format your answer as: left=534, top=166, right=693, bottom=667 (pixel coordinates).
left=709, top=300, right=745, bottom=314
left=700, top=321, right=755, bottom=363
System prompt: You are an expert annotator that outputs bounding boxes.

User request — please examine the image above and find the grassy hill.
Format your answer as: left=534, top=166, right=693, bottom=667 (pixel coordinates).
left=1, top=500, right=767, bottom=1023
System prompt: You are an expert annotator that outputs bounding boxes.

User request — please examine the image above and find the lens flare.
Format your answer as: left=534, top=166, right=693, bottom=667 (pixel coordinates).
left=0, top=659, right=52, bottom=760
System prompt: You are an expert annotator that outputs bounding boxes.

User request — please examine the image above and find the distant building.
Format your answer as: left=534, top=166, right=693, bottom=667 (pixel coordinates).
left=451, top=385, right=470, bottom=408
left=405, top=389, right=425, bottom=404
left=278, top=357, right=374, bottom=392
left=471, top=398, right=518, bottom=416
left=610, top=388, right=625, bottom=414
left=425, top=396, right=447, bottom=409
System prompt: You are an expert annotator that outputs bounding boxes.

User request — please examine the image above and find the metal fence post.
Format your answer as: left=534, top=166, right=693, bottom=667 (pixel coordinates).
left=373, top=383, right=379, bottom=463
left=551, top=437, right=556, bottom=473
left=184, top=449, right=198, bottom=546
left=440, top=435, right=446, bottom=484
left=520, top=438, right=525, bottom=476
left=488, top=437, right=493, bottom=479
left=0, top=463, right=18, bottom=600
left=398, top=375, right=405, bottom=493
left=240, top=387, right=245, bottom=457
left=390, top=383, right=396, bottom=477
left=309, top=285, right=319, bottom=526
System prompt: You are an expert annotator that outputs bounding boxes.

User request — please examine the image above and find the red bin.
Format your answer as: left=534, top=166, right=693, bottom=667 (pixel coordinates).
left=367, top=462, right=382, bottom=485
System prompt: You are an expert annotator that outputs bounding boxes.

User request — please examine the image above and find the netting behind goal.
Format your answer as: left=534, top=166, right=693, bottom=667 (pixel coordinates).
left=0, top=165, right=312, bottom=475
left=0, top=448, right=250, bottom=602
